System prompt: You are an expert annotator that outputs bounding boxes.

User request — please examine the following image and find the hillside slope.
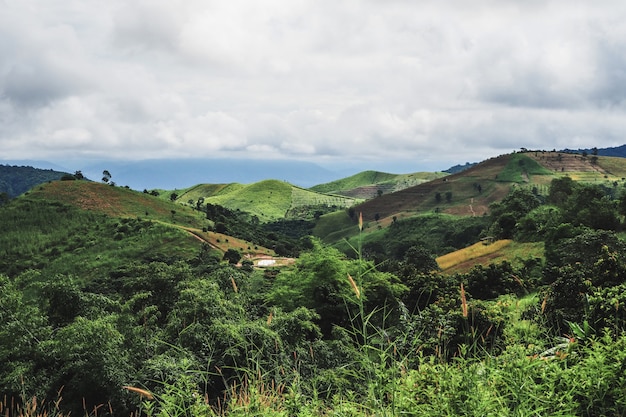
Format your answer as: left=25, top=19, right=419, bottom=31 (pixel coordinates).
left=310, top=170, right=447, bottom=199
left=18, top=180, right=278, bottom=263
left=173, top=179, right=361, bottom=222
left=354, top=151, right=626, bottom=224
left=314, top=151, right=626, bottom=248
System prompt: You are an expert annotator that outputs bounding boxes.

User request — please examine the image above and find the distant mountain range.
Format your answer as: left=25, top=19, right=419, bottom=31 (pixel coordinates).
left=0, top=164, right=69, bottom=198
left=4, top=143, right=626, bottom=193
left=2, top=158, right=342, bottom=190
left=563, top=144, right=626, bottom=158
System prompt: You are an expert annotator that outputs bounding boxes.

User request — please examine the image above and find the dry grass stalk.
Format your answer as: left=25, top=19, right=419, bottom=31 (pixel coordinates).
left=358, top=212, right=363, bottom=231
left=123, top=386, right=154, bottom=400
left=1, top=394, right=70, bottom=417
left=347, top=274, right=361, bottom=299
left=266, top=310, right=273, bottom=326
left=230, top=276, right=238, bottom=293
left=460, top=283, right=468, bottom=318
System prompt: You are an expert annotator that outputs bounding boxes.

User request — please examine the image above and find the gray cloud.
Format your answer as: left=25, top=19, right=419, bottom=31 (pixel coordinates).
left=1, top=1, right=626, bottom=171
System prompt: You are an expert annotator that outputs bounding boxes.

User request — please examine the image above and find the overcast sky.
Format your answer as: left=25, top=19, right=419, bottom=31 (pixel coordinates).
left=2, top=1, right=626, bottom=173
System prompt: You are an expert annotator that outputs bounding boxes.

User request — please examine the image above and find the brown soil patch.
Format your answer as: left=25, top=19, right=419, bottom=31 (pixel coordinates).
left=526, top=151, right=608, bottom=174
left=355, top=155, right=513, bottom=222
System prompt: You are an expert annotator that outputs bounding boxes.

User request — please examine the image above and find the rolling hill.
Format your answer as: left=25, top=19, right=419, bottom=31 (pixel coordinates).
left=15, top=180, right=280, bottom=268
left=353, top=151, right=626, bottom=223
left=314, top=151, right=626, bottom=251
left=309, top=170, right=448, bottom=199
left=171, top=179, right=362, bottom=222
left=7, top=149, right=626, bottom=275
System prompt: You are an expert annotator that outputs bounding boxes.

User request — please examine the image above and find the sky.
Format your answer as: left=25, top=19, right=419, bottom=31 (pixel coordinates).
left=2, top=0, right=626, bottom=174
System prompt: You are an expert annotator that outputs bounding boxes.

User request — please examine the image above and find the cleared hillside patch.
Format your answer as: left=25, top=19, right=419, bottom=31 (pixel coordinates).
left=310, top=170, right=399, bottom=193
left=27, top=181, right=207, bottom=228
left=437, top=240, right=544, bottom=274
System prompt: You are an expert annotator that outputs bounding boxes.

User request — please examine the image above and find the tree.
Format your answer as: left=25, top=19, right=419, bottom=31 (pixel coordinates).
left=170, top=192, right=178, bottom=202
left=489, top=188, right=541, bottom=238
left=563, top=184, right=619, bottom=230
left=267, top=241, right=353, bottom=337
left=223, top=249, right=242, bottom=265
left=102, top=170, right=111, bottom=184
left=45, top=316, right=131, bottom=414
left=547, top=176, right=575, bottom=206
left=196, top=197, right=205, bottom=211
left=74, top=170, right=84, bottom=180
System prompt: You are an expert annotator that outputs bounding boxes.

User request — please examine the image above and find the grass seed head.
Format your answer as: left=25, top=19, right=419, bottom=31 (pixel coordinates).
left=123, top=386, right=154, bottom=400
left=460, top=282, right=468, bottom=318
left=347, top=273, right=361, bottom=299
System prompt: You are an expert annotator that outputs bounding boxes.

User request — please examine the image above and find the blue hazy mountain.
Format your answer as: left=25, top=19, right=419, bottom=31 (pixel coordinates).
left=76, top=158, right=341, bottom=190
left=562, top=144, right=626, bottom=158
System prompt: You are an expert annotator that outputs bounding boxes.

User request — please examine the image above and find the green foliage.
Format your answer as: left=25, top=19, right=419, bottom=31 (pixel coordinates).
left=464, top=262, right=522, bottom=300
left=563, top=183, right=620, bottom=230
left=0, top=274, right=52, bottom=400
left=0, top=197, right=201, bottom=279
left=489, top=187, right=542, bottom=239
left=0, top=164, right=70, bottom=198
left=515, top=205, right=563, bottom=241
left=498, top=153, right=553, bottom=182
left=43, top=315, right=131, bottom=413
left=547, top=179, right=620, bottom=230
left=379, top=214, right=489, bottom=257
left=267, top=241, right=354, bottom=337
left=223, top=248, right=242, bottom=264
left=9, top=154, right=626, bottom=416
left=204, top=203, right=309, bottom=256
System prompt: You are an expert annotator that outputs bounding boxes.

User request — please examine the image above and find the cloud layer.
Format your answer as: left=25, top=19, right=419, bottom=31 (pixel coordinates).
left=2, top=1, right=626, bottom=171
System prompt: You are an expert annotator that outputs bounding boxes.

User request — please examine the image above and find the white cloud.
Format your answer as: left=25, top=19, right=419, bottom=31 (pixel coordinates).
left=1, top=1, right=626, bottom=171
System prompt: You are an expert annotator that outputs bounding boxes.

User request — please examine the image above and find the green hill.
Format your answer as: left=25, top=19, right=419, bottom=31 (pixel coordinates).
left=314, top=151, right=626, bottom=249
left=171, top=179, right=362, bottom=222
left=310, top=170, right=447, bottom=199
left=3, top=180, right=281, bottom=277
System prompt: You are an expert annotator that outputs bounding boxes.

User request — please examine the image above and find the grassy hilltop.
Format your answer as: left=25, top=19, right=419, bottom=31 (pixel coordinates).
left=170, top=179, right=362, bottom=222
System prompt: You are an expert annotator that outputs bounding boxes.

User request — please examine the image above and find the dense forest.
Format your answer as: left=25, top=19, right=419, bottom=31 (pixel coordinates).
left=3, top=163, right=626, bottom=416
left=0, top=164, right=70, bottom=199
